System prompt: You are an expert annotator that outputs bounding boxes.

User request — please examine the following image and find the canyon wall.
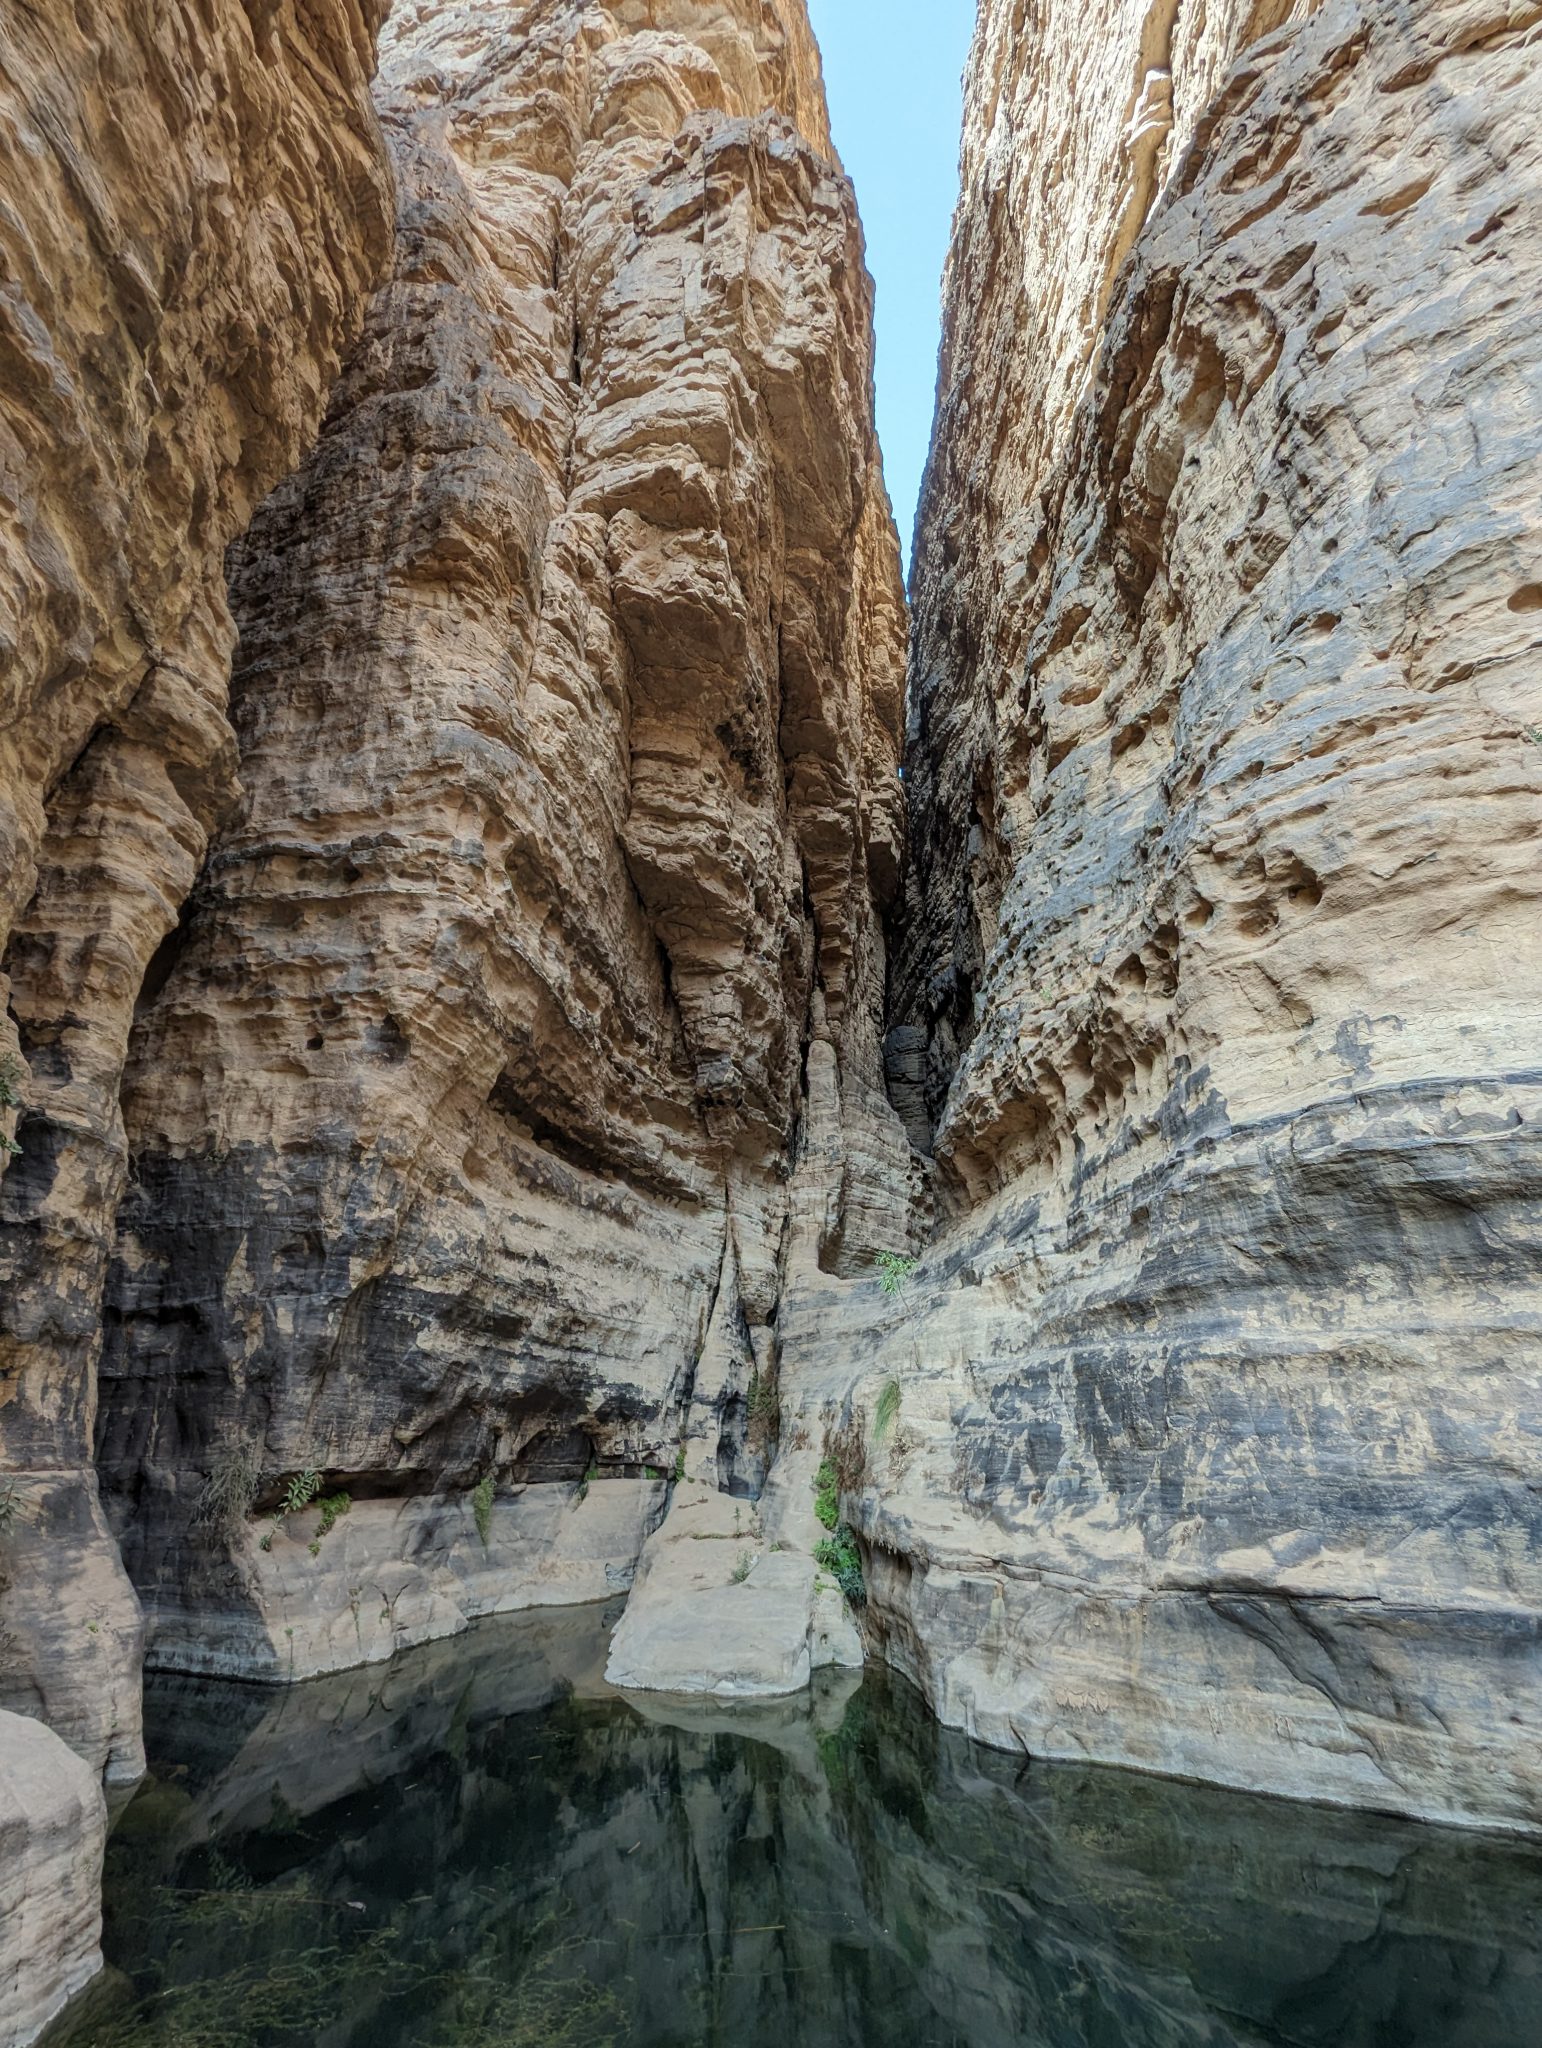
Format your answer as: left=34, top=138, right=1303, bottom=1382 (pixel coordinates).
left=0, top=0, right=394, bottom=1784
left=93, top=0, right=908, bottom=1687
left=846, top=0, right=1542, bottom=1830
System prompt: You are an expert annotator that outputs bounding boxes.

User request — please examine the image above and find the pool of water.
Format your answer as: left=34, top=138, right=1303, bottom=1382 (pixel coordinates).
left=50, top=1601, right=1542, bottom=2048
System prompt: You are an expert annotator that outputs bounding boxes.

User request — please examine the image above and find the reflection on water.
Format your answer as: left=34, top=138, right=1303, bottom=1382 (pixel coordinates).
left=50, top=1602, right=1542, bottom=2048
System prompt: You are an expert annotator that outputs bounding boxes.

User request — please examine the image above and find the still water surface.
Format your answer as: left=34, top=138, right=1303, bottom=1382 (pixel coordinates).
left=51, top=1602, right=1542, bottom=2048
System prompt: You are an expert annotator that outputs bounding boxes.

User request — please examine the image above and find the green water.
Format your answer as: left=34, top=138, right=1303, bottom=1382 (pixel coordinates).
left=51, top=1602, right=1542, bottom=2048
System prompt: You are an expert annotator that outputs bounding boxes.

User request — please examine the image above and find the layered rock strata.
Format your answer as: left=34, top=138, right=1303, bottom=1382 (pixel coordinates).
left=96, top=0, right=908, bottom=1686
left=860, top=0, right=1542, bottom=1830
left=0, top=0, right=393, bottom=1781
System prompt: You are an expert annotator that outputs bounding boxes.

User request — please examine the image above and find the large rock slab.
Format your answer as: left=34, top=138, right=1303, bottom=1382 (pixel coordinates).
left=0, top=1710, right=106, bottom=2045
left=607, top=1480, right=861, bottom=1698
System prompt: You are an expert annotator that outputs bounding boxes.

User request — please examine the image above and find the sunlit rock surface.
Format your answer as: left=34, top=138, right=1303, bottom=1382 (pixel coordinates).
left=0, top=1710, right=105, bottom=2045
left=858, top=0, right=1542, bottom=1829
left=95, top=0, right=908, bottom=1685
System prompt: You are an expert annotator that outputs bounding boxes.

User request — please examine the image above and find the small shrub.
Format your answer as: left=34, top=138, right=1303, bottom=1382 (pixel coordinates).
left=315, top=1491, right=351, bottom=1538
left=278, top=1469, right=322, bottom=1518
left=814, top=1527, right=865, bottom=1606
left=875, top=1250, right=916, bottom=1295
left=0, top=1481, right=20, bottom=1534
left=258, top=1531, right=273, bottom=1553
left=673, top=1441, right=687, bottom=1482
left=813, top=1457, right=840, bottom=1532
left=730, top=1551, right=754, bottom=1584
left=308, top=1539, right=322, bottom=1558
left=194, top=1444, right=262, bottom=1534
left=577, top=1455, right=598, bottom=1504
left=873, top=1378, right=901, bottom=1446
left=1525, top=726, right=1542, bottom=746
left=471, top=1473, right=495, bottom=1548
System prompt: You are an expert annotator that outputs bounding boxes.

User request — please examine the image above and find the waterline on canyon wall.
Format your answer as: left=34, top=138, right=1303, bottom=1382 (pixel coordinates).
left=47, top=1604, right=1542, bottom=2048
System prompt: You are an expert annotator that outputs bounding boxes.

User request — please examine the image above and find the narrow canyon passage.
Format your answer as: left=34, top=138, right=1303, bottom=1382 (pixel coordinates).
left=0, top=0, right=1539, bottom=2043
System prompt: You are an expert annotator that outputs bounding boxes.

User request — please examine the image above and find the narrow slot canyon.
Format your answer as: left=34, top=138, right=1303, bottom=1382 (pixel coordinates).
left=0, top=2, right=1539, bottom=2043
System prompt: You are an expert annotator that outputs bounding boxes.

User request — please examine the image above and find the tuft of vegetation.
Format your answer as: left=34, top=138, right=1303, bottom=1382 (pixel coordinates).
left=470, top=1473, right=495, bottom=1548
left=1526, top=725, right=1542, bottom=746
left=0, top=1480, right=20, bottom=1534
left=730, top=1551, right=754, bottom=1584
left=195, top=1443, right=262, bottom=1535
left=0, top=1053, right=24, bottom=1160
left=873, top=1378, right=901, bottom=1446
left=258, top=1531, right=273, bottom=1552
left=315, top=1492, right=350, bottom=1539
left=875, top=1250, right=917, bottom=1295
left=576, top=1455, right=598, bottom=1504
left=814, top=1526, right=865, bottom=1606
left=813, top=1457, right=840, bottom=1532
left=278, top=1469, right=322, bottom=1518
left=673, top=1440, right=687, bottom=1482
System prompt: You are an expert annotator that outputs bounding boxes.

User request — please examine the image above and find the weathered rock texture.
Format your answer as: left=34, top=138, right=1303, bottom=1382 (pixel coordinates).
left=864, top=0, right=1542, bottom=1829
left=0, top=1709, right=106, bottom=2045
left=0, top=0, right=393, bottom=1780
left=96, top=0, right=907, bottom=1686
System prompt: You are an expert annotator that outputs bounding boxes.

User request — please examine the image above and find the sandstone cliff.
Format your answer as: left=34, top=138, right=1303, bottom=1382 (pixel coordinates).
left=0, top=0, right=393, bottom=1782
left=858, top=0, right=1542, bottom=1829
left=93, top=0, right=907, bottom=1686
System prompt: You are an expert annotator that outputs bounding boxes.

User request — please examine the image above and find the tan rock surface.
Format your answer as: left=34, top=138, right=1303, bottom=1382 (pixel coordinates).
left=0, top=1709, right=106, bottom=2045
left=866, top=0, right=1542, bottom=1829
left=96, top=0, right=908, bottom=1682
left=0, top=0, right=394, bottom=1779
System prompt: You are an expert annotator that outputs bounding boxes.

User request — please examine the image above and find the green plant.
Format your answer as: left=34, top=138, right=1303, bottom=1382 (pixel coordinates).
left=195, top=1443, right=262, bottom=1534
left=0, top=1481, right=19, bottom=1535
left=470, top=1473, right=495, bottom=1548
left=278, top=1468, right=322, bottom=1518
left=813, top=1456, right=840, bottom=1531
left=308, top=1539, right=322, bottom=1558
left=673, top=1440, right=687, bottom=1481
left=730, top=1551, right=754, bottom=1584
left=258, top=1531, right=273, bottom=1552
left=814, top=1526, right=865, bottom=1605
left=875, top=1250, right=916, bottom=1295
left=576, top=1455, right=599, bottom=1503
left=315, top=1491, right=350, bottom=1538
left=644, top=1463, right=663, bottom=1480
left=873, top=1378, right=901, bottom=1446
left=1526, top=725, right=1542, bottom=746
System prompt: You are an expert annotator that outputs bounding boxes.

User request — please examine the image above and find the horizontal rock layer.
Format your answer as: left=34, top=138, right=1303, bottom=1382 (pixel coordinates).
left=862, top=0, right=1542, bottom=1829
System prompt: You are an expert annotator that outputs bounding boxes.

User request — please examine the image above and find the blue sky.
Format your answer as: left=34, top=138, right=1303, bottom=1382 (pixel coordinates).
left=806, top=0, right=976, bottom=575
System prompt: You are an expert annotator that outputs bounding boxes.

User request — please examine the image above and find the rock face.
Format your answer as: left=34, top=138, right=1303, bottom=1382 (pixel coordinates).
left=95, top=0, right=907, bottom=1686
left=0, top=1710, right=106, bottom=2045
left=865, top=0, right=1542, bottom=1829
left=0, top=1, right=393, bottom=1780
